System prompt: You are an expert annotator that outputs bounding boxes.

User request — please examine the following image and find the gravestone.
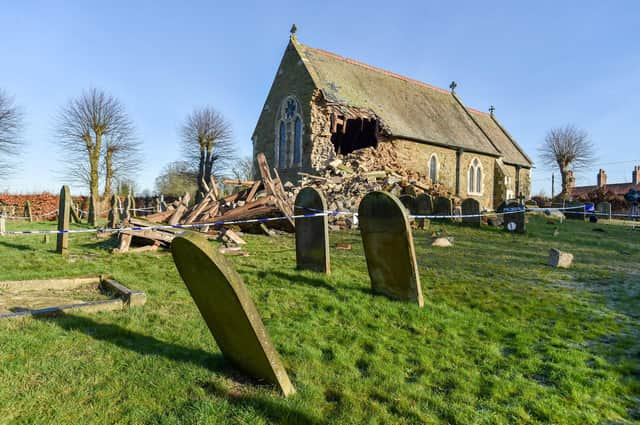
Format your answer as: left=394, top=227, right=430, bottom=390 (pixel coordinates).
left=499, top=201, right=526, bottom=233
left=358, top=191, right=423, bottom=307
left=0, top=217, right=5, bottom=234
left=398, top=195, right=416, bottom=215
left=88, top=195, right=97, bottom=227
left=122, top=196, right=131, bottom=223
left=171, top=232, right=295, bottom=396
left=294, top=187, right=330, bottom=274
left=596, top=202, right=612, bottom=220
left=565, top=202, right=586, bottom=221
left=56, top=185, right=71, bottom=254
left=433, top=196, right=453, bottom=222
left=108, top=195, right=119, bottom=228
left=24, top=201, right=33, bottom=222
left=461, top=198, right=481, bottom=227
left=414, top=193, right=433, bottom=229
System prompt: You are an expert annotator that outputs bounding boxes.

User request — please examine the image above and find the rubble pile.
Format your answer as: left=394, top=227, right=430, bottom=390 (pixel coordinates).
left=287, top=144, right=450, bottom=228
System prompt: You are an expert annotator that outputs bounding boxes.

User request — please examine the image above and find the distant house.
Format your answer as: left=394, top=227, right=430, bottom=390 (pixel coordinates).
left=252, top=32, right=533, bottom=209
left=570, top=166, right=640, bottom=198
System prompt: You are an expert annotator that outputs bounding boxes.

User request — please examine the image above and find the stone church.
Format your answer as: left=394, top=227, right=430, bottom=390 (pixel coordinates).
left=252, top=32, right=533, bottom=209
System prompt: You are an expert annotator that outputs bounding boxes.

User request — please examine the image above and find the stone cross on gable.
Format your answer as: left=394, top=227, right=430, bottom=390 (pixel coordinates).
left=489, top=105, right=495, bottom=116
left=449, top=81, right=457, bottom=93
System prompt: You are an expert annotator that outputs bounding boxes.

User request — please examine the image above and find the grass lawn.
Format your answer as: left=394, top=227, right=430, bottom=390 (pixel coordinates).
left=0, top=216, right=639, bottom=424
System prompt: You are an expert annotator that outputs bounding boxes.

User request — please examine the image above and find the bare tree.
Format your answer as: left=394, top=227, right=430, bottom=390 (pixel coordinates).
left=181, top=106, right=235, bottom=201
left=103, top=130, right=139, bottom=198
left=231, top=156, right=254, bottom=181
left=539, top=125, right=595, bottom=199
left=0, top=90, right=23, bottom=178
left=55, top=89, right=136, bottom=200
left=155, top=161, right=198, bottom=197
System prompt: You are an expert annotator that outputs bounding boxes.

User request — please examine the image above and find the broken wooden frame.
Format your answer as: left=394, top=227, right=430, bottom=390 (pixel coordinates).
left=0, top=275, right=146, bottom=320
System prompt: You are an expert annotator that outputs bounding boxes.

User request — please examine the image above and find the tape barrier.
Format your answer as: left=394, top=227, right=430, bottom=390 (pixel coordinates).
left=1, top=203, right=638, bottom=237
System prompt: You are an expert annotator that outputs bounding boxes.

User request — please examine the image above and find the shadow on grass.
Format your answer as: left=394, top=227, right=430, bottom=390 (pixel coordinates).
left=259, top=270, right=336, bottom=292
left=198, top=380, right=322, bottom=425
left=35, top=312, right=226, bottom=371
left=0, top=240, right=36, bottom=251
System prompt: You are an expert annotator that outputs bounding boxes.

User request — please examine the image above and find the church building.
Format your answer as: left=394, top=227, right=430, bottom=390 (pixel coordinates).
left=252, top=30, right=533, bottom=209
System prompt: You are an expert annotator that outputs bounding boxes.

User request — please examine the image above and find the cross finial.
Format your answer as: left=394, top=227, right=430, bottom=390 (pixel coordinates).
left=290, top=24, right=298, bottom=38
left=449, top=81, right=457, bottom=93
left=489, top=105, right=495, bottom=116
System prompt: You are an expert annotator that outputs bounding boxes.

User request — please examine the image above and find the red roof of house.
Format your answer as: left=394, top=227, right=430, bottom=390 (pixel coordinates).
left=571, top=182, right=640, bottom=198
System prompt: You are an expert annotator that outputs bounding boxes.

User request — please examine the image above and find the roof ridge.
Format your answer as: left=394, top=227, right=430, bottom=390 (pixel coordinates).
left=301, top=44, right=451, bottom=95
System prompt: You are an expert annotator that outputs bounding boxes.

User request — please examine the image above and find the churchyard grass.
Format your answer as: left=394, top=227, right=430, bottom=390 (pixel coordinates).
left=0, top=216, right=638, bottom=424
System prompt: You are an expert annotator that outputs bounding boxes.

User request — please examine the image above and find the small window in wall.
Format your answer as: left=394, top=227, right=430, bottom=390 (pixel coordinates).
left=468, top=158, right=483, bottom=195
left=274, top=96, right=304, bottom=168
left=429, top=154, right=438, bottom=183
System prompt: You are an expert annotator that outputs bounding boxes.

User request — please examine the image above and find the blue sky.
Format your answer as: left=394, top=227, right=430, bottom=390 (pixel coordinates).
left=1, top=0, right=638, bottom=195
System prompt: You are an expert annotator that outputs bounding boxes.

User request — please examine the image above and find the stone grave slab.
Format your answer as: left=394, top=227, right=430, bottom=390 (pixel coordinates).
left=358, top=191, right=423, bottom=307
left=0, top=275, right=145, bottom=319
left=56, top=185, right=71, bottom=254
left=171, top=232, right=295, bottom=396
left=461, top=198, right=481, bottom=227
left=294, top=187, right=330, bottom=274
left=433, top=196, right=453, bottom=222
left=414, top=193, right=433, bottom=229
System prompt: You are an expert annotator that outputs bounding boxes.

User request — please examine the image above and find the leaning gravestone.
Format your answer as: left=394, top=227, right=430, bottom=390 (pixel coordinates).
left=358, top=191, right=424, bottom=307
left=461, top=198, right=481, bottom=227
left=596, top=202, right=612, bottom=221
left=499, top=201, right=526, bottom=233
left=294, top=187, right=330, bottom=274
left=24, top=201, right=33, bottom=222
left=433, top=196, right=453, bottom=222
left=56, top=185, right=71, bottom=254
left=121, top=196, right=131, bottom=223
left=171, top=232, right=295, bottom=396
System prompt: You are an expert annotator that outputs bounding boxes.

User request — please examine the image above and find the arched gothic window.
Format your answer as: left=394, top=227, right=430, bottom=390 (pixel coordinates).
left=429, top=154, right=438, bottom=183
left=275, top=96, right=304, bottom=168
left=468, top=158, right=483, bottom=195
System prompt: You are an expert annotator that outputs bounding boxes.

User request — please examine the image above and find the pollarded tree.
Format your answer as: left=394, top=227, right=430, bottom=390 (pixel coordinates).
left=0, top=89, right=23, bottom=178
left=181, top=106, right=235, bottom=201
left=55, top=88, right=136, bottom=200
left=539, top=125, right=595, bottom=199
left=103, top=130, right=140, bottom=199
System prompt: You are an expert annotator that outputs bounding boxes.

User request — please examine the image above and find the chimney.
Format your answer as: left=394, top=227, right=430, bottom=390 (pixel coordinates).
left=597, top=169, right=607, bottom=188
left=633, top=165, right=640, bottom=185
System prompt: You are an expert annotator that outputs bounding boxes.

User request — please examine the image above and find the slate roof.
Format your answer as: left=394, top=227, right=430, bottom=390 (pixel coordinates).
left=469, top=109, right=533, bottom=167
left=293, top=39, right=502, bottom=156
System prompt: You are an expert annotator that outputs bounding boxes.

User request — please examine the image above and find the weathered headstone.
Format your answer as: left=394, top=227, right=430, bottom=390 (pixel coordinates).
left=461, top=198, right=481, bottom=227
left=398, top=195, right=416, bottom=215
left=24, top=201, right=33, bottom=222
left=596, top=202, right=612, bottom=221
left=499, top=201, right=526, bottom=233
left=433, top=196, right=453, bottom=222
left=108, top=195, right=119, bottom=228
left=122, top=196, right=131, bottom=223
left=565, top=202, right=586, bottom=221
left=294, top=187, right=330, bottom=274
left=358, top=191, right=423, bottom=307
left=414, top=193, right=433, bottom=229
left=56, top=185, right=71, bottom=254
left=0, top=216, right=5, bottom=234
left=88, top=195, right=97, bottom=227
left=171, top=232, right=295, bottom=396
